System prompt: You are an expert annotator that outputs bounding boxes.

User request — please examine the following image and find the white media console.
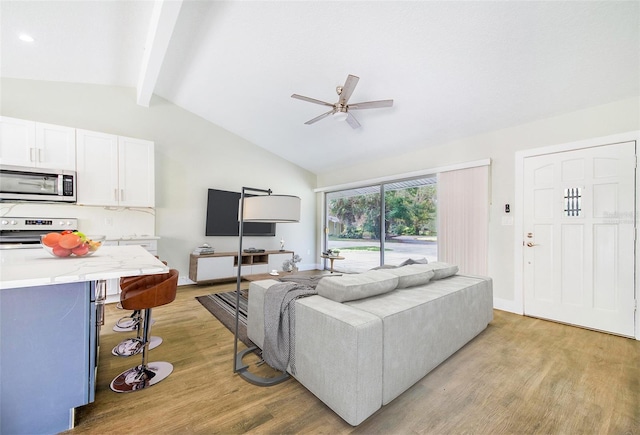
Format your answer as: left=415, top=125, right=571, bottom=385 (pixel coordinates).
left=189, top=250, right=294, bottom=284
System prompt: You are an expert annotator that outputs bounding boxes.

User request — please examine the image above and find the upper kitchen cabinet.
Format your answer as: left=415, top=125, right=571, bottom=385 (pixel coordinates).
left=76, top=130, right=155, bottom=207
left=0, top=116, right=76, bottom=171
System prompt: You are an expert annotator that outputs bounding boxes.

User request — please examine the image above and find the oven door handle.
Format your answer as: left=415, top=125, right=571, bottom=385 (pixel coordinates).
left=95, top=280, right=107, bottom=326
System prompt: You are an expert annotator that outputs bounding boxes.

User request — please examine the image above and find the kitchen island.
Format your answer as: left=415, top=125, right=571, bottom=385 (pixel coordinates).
left=0, top=245, right=169, bottom=435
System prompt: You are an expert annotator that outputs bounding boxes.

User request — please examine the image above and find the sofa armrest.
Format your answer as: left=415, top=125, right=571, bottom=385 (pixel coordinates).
left=247, top=280, right=384, bottom=426
left=247, top=279, right=280, bottom=349
left=294, top=296, right=383, bottom=426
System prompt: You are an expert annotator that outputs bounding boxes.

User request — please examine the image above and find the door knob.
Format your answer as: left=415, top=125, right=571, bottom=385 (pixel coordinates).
left=526, top=242, right=538, bottom=247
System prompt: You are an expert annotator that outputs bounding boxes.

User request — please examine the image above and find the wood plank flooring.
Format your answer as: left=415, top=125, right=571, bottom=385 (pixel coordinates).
left=63, top=277, right=640, bottom=434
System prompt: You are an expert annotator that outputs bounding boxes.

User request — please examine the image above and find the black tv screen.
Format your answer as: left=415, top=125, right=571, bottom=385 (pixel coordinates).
left=205, top=189, right=276, bottom=236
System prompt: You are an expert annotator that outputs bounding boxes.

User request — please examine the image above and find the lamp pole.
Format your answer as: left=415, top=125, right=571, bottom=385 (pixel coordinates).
left=233, top=187, right=290, bottom=386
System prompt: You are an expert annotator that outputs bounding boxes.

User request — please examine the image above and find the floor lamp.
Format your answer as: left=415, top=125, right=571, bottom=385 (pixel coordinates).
left=233, top=187, right=301, bottom=386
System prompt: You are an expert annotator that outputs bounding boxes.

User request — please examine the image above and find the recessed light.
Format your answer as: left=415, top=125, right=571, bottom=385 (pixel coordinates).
left=18, top=33, right=34, bottom=43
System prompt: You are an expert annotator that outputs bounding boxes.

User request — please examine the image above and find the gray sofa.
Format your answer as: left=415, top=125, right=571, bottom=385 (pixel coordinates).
left=247, top=262, right=493, bottom=426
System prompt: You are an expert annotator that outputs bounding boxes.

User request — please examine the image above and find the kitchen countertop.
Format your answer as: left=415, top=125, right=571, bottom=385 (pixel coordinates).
left=106, top=235, right=160, bottom=241
left=0, top=245, right=169, bottom=290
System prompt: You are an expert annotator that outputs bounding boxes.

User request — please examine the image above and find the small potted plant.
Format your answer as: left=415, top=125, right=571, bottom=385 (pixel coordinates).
left=282, top=254, right=302, bottom=272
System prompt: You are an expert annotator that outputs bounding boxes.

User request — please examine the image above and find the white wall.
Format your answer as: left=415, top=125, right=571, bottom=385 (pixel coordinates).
left=3, top=77, right=638, bottom=299
left=316, top=96, right=640, bottom=307
left=1, top=78, right=318, bottom=284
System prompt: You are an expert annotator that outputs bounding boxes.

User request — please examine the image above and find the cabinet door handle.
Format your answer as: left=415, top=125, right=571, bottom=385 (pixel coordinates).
left=114, top=189, right=118, bottom=201
left=29, top=147, right=35, bottom=162
left=37, top=148, right=43, bottom=162
left=120, top=189, right=124, bottom=202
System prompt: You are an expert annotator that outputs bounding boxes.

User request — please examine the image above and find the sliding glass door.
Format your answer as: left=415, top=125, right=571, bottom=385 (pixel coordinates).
left=383, top=178, right=437, bottom=266
left=326, top=187, right=382, bottom=272
left=324, top=176, right=437, bottom=273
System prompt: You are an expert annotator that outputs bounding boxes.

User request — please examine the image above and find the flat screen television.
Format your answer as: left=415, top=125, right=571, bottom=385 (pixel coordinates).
left=205, top=188, right=276, bottom=236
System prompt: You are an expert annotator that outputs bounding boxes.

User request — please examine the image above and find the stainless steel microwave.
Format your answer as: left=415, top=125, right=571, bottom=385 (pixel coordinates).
left=0, top=165, right=76, bottom=202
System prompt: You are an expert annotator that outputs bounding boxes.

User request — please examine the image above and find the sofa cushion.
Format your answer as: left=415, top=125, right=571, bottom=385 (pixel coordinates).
left=425, top=262, right=459, bottom=279
left=316, top=270, right=399, bottom=303
left=370, top=257, right=428, bottom=271
left=398, top=257, right=429, bottom=266
left=382, top=265, right=435, bottom=289
left=401, top=262, right=458, bottom=280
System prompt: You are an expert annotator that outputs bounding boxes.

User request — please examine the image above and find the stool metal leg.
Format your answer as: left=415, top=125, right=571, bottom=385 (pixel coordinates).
left=113, top=310, right=156, bottom=332
left=112, top=309, right=162, bottom=357
left=110, top=308, right=173, bottom=393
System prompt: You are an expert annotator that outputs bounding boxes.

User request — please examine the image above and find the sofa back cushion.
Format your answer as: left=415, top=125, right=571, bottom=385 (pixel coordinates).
left=424, top=262, right=459, bottom=279
left=393, top=262, right=458, bottom=281
left=382, top=265, right=435, bottom=289
left=316, top=270, right=399, bottom=302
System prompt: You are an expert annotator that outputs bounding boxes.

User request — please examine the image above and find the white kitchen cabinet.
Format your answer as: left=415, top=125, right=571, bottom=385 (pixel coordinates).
left=0, top=116, right=76, bottom=170
left=118, top=239, right=158, bottom=255
left=76, top=130, right=154, bottom=207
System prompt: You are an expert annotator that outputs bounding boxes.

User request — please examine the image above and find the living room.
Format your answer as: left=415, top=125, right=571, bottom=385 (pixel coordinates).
left=1, top=1, right=639, bottom=433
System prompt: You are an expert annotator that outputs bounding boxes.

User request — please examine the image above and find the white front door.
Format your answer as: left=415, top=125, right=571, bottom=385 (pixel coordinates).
left=523, top=141, right=636, bottom=337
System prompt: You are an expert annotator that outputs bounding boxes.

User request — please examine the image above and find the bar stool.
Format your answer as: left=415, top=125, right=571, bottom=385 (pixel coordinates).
left=112, top=276, right=161, bottom=357
left=113, top=275, right=157, bottom=332
left=110, top=269, right=178, bottom=393
left=113, top=260, right=166, bottom=331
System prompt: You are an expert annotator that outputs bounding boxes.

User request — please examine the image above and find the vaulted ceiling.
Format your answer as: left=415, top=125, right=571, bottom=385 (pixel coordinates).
left=2, top=1, right=638, bottom=174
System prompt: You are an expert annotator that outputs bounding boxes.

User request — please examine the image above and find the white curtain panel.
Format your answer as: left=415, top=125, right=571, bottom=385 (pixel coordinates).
left=437, top=165, right=489, bottom=275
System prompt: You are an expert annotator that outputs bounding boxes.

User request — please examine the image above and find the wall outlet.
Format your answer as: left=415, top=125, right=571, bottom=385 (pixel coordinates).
left=104, top=218, right=113, bottom=226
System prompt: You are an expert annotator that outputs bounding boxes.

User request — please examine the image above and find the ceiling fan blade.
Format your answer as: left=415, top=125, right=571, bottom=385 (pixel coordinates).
left=348, top=99, right=394, bottom=110
left=345, top=112, right=361, bottom=129
left=291, top=94, right=334, bottom=107
left=304, top=109, right=335, bottom=125
left=338, top=75, right=359, bottom=105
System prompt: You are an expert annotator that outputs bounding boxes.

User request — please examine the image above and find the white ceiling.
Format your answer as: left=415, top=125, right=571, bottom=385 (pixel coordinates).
left=2, top=1, right=639, bottom=174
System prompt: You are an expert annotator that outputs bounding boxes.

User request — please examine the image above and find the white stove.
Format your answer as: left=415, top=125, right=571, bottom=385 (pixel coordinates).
left=0, top=217, right=78, bottom=249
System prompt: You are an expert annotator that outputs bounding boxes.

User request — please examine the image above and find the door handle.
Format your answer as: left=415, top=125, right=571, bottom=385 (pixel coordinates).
left=526, top=242, right=538, bottom=247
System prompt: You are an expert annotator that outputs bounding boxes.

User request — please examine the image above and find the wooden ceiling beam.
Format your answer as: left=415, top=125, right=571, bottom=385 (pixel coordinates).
left=136, top=0, right=183, bottom=107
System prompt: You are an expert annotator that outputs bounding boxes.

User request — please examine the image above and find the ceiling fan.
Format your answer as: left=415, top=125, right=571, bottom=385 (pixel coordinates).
left=291, top=74, right=393, bottom=129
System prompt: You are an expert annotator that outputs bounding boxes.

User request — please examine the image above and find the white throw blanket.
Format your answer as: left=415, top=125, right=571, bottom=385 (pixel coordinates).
left=262, top=282, right=317, bottom=374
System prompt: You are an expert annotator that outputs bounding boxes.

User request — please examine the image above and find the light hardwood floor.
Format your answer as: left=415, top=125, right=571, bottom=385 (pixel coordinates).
left=64, top=277, right=640, bottom=434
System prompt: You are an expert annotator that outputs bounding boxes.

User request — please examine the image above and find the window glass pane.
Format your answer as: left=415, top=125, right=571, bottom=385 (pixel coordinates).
left=563, top=187, right=582, bottom=217
left=384, top=177, right=438, bottom=265
left=326, top=187, right=381, bottom=273
left=324, top=176, right=438, bottom=272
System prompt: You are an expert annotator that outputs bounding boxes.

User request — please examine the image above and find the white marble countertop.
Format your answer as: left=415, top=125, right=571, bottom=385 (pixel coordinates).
left=0, top=245, right=169, bottom=290
left=106, top=235, right=160, bottom=241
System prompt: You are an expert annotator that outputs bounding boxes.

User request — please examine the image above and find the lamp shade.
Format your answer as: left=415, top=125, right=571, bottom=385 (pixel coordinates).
left=242, top=195, right=301, bottom=223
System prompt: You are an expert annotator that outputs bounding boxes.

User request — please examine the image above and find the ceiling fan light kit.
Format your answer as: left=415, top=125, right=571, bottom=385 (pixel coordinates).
left=332, top=111, right=348, bottom=121
left=292, top=74, right=393, bottom=129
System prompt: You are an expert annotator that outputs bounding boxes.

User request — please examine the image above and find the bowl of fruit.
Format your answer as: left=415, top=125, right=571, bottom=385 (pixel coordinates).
left=41, top=231, right=105, bottom=258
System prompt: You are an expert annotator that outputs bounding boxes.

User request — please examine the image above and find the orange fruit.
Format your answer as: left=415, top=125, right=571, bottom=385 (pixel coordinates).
left=42, top=232, right=62, bottom=247
left=72, top=243, right=90, bottom=256
left=52, top=245, right=72, bottom=257
left=59, top=233, right=82, bottom=249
